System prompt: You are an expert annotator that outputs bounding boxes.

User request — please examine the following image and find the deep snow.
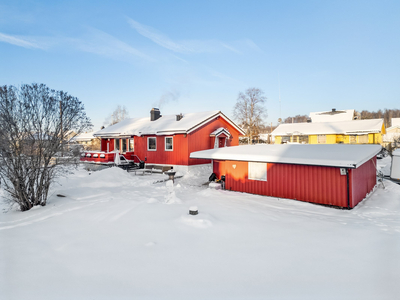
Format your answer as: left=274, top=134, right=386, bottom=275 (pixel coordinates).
left=1, top=162, right=400, bottom=300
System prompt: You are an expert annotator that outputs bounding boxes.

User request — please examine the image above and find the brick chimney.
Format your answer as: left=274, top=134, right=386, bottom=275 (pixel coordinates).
left=176, top=113, right=183, bottom=121
left=150, top=108, right=161, bottom=121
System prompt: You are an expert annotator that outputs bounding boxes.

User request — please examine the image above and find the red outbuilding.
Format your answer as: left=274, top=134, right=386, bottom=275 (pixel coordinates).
left=80, top=109, right=244, bottom=169
left=190, top=144, right=381, bottom=208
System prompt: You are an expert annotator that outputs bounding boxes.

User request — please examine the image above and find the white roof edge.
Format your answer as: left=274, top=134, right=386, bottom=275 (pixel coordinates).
left=353, top=145, right=381, bottom=167
left=187, top=112, right=245, bottom=135
left=190, top=144, right=381, bottom=169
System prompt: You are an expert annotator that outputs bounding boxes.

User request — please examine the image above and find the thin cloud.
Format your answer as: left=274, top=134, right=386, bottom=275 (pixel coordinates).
left=127, top=18, right=191, bottom=53
left=0, top=32, right=43, bottom=49
left=127, top=17, right=241, bottom=55
left=0, top=28, right=153, bottom=63
left=74, top=28, right=153, bottom=62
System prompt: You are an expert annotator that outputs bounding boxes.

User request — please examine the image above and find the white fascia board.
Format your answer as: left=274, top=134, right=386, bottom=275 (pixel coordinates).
left=186, top=112, right=245, bottom=135
left=94, top=133, right=121, bottom=138
left=155, top=130, right=186, bottom=136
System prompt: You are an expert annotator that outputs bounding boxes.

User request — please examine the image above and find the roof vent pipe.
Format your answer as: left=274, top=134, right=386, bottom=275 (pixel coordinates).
left=176, top=113, right=183, bottom=121
left=150, top=108, right=161, bottom=121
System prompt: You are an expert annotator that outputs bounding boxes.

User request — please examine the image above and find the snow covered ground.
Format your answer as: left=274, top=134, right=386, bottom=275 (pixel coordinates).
left=1, top=161, right=400, bottom=300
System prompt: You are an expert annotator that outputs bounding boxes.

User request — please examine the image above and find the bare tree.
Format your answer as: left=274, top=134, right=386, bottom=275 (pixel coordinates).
left=104, top=105, right=129, bottom=126
left=233, top=88, right=267, bottom=144
left=0, top=84, right=92, bottom=211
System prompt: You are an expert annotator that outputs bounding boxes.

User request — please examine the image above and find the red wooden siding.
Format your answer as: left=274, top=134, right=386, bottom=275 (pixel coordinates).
left=213, top=160, right=226, bottom=179
left=219, top=160, right=349, bottom=208
left=187, top=116, right=240, bottom=165
left=349, top=157, right=377, bottom=208
left=134, top=135, right=189, bottom=165
left=101, top=138, right=115, bottom=152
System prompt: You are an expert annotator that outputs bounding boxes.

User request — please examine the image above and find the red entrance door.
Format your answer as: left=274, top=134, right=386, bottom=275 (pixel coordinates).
left=218, top=137, right=226, bottom=148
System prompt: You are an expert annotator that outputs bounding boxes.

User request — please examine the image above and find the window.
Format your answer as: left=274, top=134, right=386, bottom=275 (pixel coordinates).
left=129, top=139, right=134, bottom=152
left=115, top=138, right=120, bottom=151
left=299, top=135, right=309, bottom=144
left=317, top=135, right=326, bottom=144
left=349, top=135, right=356, bottom=144
left=147, top=137, right=156, bottom=151
left=358, top=134, right=368, bottom=143
left=281, top=136, right=290, bottom=144
left=122, top=139, right=127, bottom=153
left=248, top=162, right=267, bottom=181
left=165, top=137, right=173, bottom=151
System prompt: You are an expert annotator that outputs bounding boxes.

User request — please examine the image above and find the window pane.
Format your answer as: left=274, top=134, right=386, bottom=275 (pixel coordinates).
left=358, top=135, right=368, bottom=143
left=318, top=135, right=326, bottom=144
left=299, top=135, right=309, bottom=144
left=129, top=139, right=134, bottom=151
left=115, top=139, right=120, bottom=150
left=165, top=137, right=173, bottom=150
left=148, top=137, right=156, bottom=150
left=122, top=139, right=127, bottom=152
left=248, top=162, right=267, bottom=181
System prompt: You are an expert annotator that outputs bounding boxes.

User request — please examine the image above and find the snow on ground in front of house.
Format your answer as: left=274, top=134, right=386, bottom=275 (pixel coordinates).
left=1, top=164, right=400, bottom=300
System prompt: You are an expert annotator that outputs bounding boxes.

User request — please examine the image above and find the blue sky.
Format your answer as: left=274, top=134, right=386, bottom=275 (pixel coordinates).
left=1, top=0, right=399, bottom=130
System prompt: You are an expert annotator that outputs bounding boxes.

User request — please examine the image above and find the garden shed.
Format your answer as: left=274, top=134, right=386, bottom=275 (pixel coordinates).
left=190, top=144, right=381, bottom=208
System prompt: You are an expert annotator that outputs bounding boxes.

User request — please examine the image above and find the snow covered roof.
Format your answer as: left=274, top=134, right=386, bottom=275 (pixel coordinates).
left=190, top=144, right=381, bottom=168
left=391, top=118, right=400, bottom=127
left=383, top=132, right=400, bottom=142
left=94, top=111, right=245, bottom=137
left=272, top=119, right=384, bottom=136
left=71, top=132, right=96, bottom=142
left=310, top=109, right=355, bottom=123
left=210, top=127, right=231, bottom=137
left=392, top=149, right=400, bottom=157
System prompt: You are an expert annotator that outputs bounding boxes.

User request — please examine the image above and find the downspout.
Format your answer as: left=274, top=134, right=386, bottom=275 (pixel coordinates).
left=346, top=168, right=350, bottom=209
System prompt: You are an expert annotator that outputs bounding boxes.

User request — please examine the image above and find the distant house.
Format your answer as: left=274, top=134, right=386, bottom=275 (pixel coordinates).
left=383, top=118, right=400, bottom=147
left=309, top=109, right=357, bottom=123
left=272, top=119, right=385, bottom=145
left=71, top=132, right=99, bottom=148
left=391, top=118, right=400, bottom=127
left=81, top=109, right=244, bottom=169
left=190, top=144, right=381, bottom=209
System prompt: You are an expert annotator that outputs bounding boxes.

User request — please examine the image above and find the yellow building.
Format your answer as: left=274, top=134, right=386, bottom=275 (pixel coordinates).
left=272, top=119, right=385, bottom=145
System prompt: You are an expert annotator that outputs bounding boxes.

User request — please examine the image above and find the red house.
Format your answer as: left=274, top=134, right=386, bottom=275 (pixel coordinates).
left=80, top=109, right=244, bottom=169
left=190, top=144, right=381, bottom=208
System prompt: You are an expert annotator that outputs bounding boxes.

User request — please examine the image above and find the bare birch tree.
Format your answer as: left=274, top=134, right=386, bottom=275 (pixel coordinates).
left=233, top=88, right=267, bottom=144
left=0, top=84, right=92, bottom=211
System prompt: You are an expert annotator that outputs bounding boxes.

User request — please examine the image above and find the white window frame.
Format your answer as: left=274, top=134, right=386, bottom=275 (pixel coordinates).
left=128, top=138, right=134, bottom=152
left=165, top=137, right=173, bottom=151
left=248, top=162, right=267, bottom=181
left=147, top=137, right=157, bottom=151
